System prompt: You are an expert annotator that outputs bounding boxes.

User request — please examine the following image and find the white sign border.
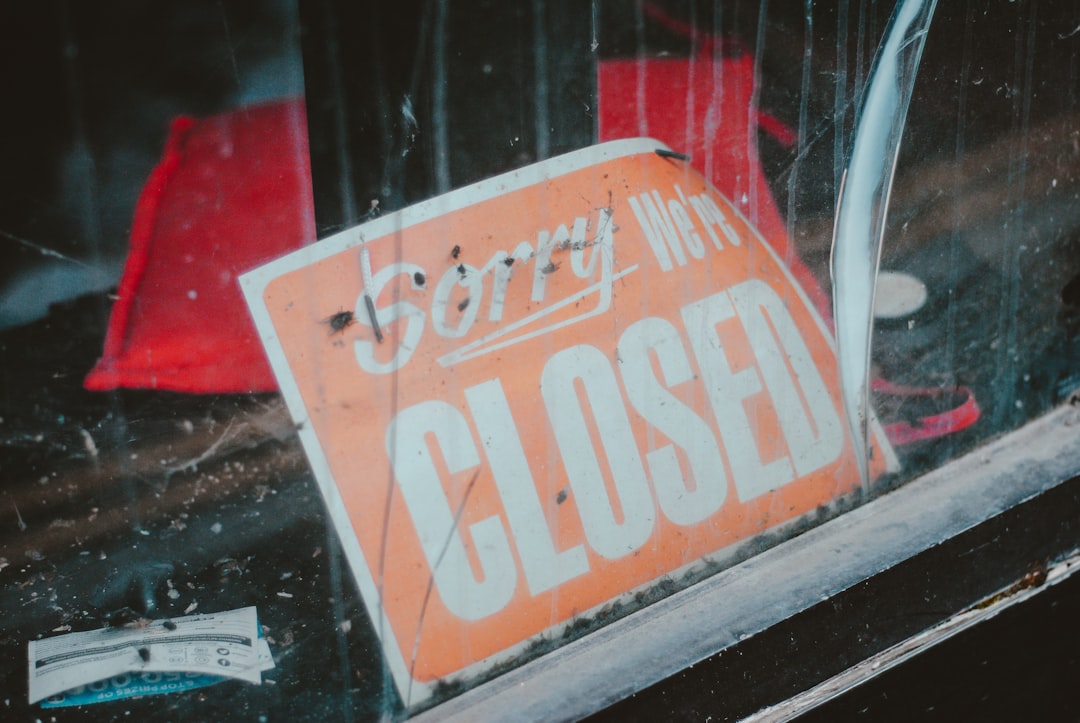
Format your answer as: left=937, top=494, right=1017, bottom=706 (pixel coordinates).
left=239, top=137, right=895, bottom=710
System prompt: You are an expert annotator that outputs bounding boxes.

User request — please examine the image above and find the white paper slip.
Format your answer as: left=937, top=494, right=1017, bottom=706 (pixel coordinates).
left=28, top=606, right=267, bottom=705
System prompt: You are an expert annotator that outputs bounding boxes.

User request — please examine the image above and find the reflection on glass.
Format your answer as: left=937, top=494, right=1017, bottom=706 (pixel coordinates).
left=0, top=1, right=1077, bottom=719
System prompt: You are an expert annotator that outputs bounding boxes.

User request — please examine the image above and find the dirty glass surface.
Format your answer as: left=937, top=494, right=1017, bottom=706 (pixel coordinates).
left=1, top=1, right=1078, bottom=720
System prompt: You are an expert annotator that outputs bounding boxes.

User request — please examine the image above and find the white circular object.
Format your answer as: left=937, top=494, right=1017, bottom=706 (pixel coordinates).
left=874, top=270, right=928, bottom=320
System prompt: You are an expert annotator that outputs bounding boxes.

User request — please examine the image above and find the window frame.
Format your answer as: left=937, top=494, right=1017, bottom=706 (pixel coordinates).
left=415, top=402, right=1080, bottom=720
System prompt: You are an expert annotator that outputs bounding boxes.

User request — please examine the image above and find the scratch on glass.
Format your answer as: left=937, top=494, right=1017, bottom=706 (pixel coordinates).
left=405, top=469, right=481, bottom=706
left=786, top=0, right=814, bottom=249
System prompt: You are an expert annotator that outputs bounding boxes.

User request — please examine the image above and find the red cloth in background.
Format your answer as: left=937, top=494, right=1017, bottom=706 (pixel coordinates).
left=84, top=99, right=313, bottom=393
left=87, top=49, right=826, bottom=394
left=598, top=49, right=832, bottom=320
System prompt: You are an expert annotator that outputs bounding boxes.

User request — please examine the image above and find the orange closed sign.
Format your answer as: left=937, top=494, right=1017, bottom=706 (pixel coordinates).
left=241, top=138, right=891, bottom=707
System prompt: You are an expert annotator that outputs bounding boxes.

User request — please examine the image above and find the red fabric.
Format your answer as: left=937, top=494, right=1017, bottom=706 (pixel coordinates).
left=84, top=98, right=313, bottom=393
left=598, top=46, right=832, bottom=320
left=872, top=379, right=981, bottom=445
left=87, top=40, right=827, bottom=396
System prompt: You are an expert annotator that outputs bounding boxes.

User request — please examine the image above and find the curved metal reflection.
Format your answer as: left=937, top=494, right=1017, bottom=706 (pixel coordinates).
left=831, top=0, right=939, bottom=490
